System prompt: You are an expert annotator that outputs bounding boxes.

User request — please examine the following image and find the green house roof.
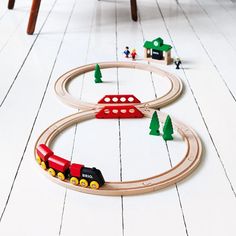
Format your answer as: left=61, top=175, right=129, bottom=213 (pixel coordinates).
left=144, top=37, right=172, bottom=52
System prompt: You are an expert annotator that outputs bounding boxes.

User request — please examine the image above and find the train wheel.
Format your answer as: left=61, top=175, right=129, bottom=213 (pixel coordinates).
left=70, top=177, right=79, bottom=185
left=36, top=155, right=41, bottom=165
left=90, top=181, right=99, bottom=189
left=48, top=168, right=56, bottom=177
left=41, top=161, right=47, bottom=170
left=57, top=172, right=65, bottom=181
left=80, top=179, right=88, bottom=188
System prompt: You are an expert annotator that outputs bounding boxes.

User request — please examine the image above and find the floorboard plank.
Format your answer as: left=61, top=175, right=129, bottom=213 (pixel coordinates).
left=54, top=1, right=123, bottom=235
left=0, top=0, right=56, bottom=106
left=0, top=0, right=77, bottom=234
left=115, top=1, right=188, bottom=235
left=156, top=0, right=236, bottom=235
left=174, top=0, right=236, bottom=192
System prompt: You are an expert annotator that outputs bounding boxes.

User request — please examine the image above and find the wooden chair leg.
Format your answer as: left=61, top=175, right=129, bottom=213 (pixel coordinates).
left=130, top=0, right=137, bottom=21
left=27, top=0, right=41, bottom=35
left=8, top=0, right=15, bottom=9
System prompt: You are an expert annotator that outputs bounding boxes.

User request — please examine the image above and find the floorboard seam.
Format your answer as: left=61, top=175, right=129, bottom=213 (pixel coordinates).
left=176, top=0, right=236, bottom=103
left=0, top=0, right=76, bottom=224
left=0, top=0, right=58, bottom=109
left=173, top=0, right=236, bottom=198
left=165, top=142, right=190, bottom=236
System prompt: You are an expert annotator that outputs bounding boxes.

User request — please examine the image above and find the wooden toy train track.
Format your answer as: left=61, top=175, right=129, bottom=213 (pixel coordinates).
left=35, top=61, right=202, bottom=196
left=54, top=61, right=182, bottom=110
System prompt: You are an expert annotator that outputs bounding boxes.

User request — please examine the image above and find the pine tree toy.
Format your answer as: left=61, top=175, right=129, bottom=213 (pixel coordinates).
left=163, top=115, right=174, bottom=141
left=149, top=111, right=160, bottom=136
left=94, top=64, right=103, bottom=83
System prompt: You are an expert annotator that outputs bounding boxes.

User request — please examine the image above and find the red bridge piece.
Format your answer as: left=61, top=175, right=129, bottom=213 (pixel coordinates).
left=96, top=105, right=144, bottom=119
left=98, top=94, right=141, bottom=104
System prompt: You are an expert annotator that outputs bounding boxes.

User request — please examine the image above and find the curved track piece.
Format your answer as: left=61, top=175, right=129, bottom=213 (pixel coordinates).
left=54, top=61, right=183, bottom=110
left=35, top=108, right=202, bottom=196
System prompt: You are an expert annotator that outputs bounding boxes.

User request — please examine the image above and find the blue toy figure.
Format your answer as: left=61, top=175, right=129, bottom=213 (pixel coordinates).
left=124, top=46, right=130, bottom=58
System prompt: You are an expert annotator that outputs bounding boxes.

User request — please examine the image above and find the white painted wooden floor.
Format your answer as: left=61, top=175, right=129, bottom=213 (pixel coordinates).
left=0, top=0, right=236, bottom=235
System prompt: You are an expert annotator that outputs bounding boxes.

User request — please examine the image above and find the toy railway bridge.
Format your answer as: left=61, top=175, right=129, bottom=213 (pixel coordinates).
left=96, top=94, right=144, bottom=119
left=98, top=94, right=141, bottom=104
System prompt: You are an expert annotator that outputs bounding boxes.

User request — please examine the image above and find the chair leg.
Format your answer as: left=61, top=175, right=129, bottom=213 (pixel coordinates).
left=27, top=0, right=41, bottom=35
left=130, top=0, right=137, bottom=21
left=8, top=0, right=15, bottom=9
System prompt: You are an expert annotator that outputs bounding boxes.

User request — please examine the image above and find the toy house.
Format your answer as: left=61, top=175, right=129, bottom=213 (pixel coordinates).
left=143, top=37, right=173, bottom=65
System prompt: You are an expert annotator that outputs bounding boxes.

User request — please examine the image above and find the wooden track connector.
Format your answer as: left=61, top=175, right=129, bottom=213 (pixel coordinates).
left=96, top=105, right=144, bottom=119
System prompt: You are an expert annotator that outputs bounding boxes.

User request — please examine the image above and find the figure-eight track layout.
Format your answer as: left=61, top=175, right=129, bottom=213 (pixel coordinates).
left=35, top=61, right=202, bottom=196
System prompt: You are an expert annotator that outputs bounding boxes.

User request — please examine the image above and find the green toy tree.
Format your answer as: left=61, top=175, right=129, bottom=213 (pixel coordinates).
left=94, top=64, right=103, bottom=83
left=163, top=115, right=174, bottom=141
left=149, top=111, right=160, bottom=136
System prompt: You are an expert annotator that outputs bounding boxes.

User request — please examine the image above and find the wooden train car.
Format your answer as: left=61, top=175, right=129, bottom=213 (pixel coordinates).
left=36, top=144, right=105, bottom=189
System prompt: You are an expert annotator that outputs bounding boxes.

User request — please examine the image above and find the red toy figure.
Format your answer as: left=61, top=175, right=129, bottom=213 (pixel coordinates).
left=131, top=49, right=137, bottom=60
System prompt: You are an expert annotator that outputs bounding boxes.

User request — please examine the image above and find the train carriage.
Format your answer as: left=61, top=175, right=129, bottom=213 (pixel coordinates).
left=36, top=144, right=105, bottom=189
left=36, top=144, right=54, bottom=170
left=48, top=155, right=71, bottom=181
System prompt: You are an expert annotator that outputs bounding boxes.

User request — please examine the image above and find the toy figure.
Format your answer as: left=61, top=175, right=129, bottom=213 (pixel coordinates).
left=174, top=58, right=182, bottom=69
left=131, top=49, right=137, bottom=60
left=94, top=64, right=103, bottom=83
left=124, top=46, right=130, bottom=58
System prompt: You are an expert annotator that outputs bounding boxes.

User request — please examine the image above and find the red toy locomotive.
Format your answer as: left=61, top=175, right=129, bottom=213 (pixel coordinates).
left=36, top=144, right=105, bottom=189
